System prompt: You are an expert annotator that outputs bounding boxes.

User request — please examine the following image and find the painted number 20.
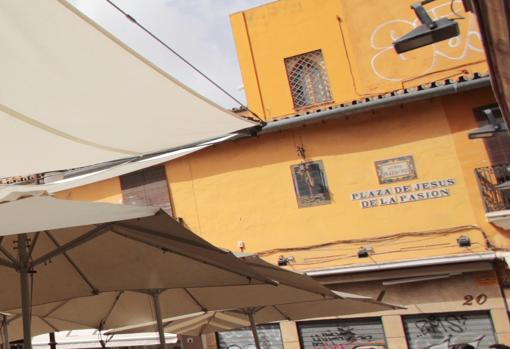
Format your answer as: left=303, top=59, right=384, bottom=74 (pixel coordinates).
left=463, top=294, right=488, bottom=306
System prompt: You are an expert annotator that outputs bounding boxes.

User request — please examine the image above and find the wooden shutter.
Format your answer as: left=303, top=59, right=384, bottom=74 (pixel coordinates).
left=120, top=166, right=172, bottom=215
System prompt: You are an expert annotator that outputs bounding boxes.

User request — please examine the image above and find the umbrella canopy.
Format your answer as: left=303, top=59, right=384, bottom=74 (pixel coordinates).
left=0, top=195, right=274, bottom=349
left=110, top=291, right=401, bottom=337
left=0, top=1, right=255, bottom=178
left=0, top=256, right=335, bottom=341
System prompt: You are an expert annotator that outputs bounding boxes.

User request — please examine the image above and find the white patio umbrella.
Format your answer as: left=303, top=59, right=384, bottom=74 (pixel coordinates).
left=0, top=194, right=274, bottom=349
left=0, top=256, right=334, bottom=343
left=110, top=291, right=401, bottom=349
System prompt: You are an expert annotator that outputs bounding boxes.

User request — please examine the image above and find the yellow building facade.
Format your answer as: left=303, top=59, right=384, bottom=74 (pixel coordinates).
left=56, top=1, right=510, bottom=348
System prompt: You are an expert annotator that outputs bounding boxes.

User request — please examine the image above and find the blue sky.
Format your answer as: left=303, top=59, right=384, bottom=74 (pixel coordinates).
left=68, top=0, right=273, bottom=108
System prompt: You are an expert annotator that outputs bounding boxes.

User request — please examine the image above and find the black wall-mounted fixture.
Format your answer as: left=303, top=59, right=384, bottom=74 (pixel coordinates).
left=277, top=255, right=295, bottom=266
left=277, top=256, right=288, bottom=266
left=357, top=247, right=370, bottom=258
left=468, top=105, right=507, bottom=139
left=457, top=235, right=471, bottom=247
left=393, top=0, right=460, bottom=53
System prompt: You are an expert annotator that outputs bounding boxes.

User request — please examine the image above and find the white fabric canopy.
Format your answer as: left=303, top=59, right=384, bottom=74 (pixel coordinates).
left=110, top=290, right=402, bottom=337
left=0, top=195, right=157, bottom=236
left=0, top=134, right=236, bottom=196
left=1, top=255, right=334, bottom=338
left=0, top=1, right=254, bottom=178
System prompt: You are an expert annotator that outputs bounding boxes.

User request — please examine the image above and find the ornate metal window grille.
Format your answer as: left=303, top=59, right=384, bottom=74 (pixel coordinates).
left=291, top=160, right=330, bottom=208
left=474, top=164, right=510, bottom=212
left=285, top=50, right=332, bottom=109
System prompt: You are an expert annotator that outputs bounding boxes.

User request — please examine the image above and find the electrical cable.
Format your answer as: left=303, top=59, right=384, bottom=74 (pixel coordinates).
left=292, top=242, right=462, bottom=266
left=257, top=225, right=494, bottom=257
left=104, top=0, right=265, bottom=124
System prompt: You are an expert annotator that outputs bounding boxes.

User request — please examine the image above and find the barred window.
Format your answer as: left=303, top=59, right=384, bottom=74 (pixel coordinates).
left=285, top=50, right=332, bottom=109
left=291, top=161, right=330, bottom=208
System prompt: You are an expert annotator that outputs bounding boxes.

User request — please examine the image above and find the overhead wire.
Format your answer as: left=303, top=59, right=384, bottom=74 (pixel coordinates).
left=103, top=0, right=265, bottom=124
left=291, top=241, right=475, bottom=266
left=257, top=225, right=494, bottom=257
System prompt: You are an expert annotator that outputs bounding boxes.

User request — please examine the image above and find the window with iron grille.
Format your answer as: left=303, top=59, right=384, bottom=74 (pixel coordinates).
left=120, top=165, right=173, bottom=216
left=291, top=160, right=330, bottom=208
left=285, top=50, right=332, bottom=109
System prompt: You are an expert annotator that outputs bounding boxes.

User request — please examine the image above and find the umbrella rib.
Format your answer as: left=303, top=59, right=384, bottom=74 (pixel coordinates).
left=6, top=314, right=21, bottom=325
left=113, top=223, right=227, bottom=253
left=0, top=257, right=16, bottom=269
left=272, top=305, right=292, bottom=321
left=199, top=313, right=217, bottom=336
left=99, top=291, right=124, bottom=330
left=110, top=228, right=265, bottom=284
left=39, top=317, right=58, bottom=332
left=43, top=300, right=69, bottom=318
left=27, top=232, right=41, bottom=260
left=183, top=289, right=208, bottom=312
left=32, top=224, right=112, bottom=267
left=44, top=231, right=99, bottom=294
left=0, top=244, right=18, bottom=266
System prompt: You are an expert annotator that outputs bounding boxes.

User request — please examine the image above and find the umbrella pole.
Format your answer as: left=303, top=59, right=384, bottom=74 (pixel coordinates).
left=2, top=314, right=9, bottom=349
left=247, top=312, right=262, bottom=349
left=17, top=234, right=32, bottom=349
left=49, top=333, right=57, bottom=349
left=150, top=292, right=166, bottom=349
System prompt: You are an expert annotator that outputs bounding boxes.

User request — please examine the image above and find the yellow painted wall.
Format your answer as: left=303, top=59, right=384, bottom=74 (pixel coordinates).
left=231, top=0, right=487, bottom=120
left=54, top=177, right=122, bottom=204
left=162, top=88, right=502, bottom=271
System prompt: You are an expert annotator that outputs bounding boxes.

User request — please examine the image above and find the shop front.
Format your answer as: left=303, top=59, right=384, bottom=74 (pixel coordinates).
left=212, top=257, right=510, bottom=349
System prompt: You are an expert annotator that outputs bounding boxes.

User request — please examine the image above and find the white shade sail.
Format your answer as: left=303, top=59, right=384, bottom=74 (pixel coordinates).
left=0, top=135, right=236, bottom=196
left=0, top=1, right=254, bottom=178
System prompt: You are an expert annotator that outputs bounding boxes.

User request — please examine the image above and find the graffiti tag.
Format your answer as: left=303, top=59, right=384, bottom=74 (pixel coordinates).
left=369, top=0, right=484, bottom=82
left=415, top=315, right=468, bottom=337
left=310, top=327, right=374, bottom=348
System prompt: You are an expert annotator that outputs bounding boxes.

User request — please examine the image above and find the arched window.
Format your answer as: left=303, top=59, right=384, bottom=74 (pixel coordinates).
left=285, top=50, right=332, bottom=109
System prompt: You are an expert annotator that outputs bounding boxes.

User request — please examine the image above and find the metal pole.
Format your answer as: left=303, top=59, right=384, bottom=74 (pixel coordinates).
left=247, top=312, right=262, bottom=349
left=2, top=314, right=9, bottom=349
left=17, top=234, right=32, bottom=349
left=151, top=292, right=166, bottom=349
left=48, top=333, right=56, bottom=349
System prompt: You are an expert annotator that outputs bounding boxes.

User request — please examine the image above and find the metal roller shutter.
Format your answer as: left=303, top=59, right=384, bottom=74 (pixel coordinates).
left=216, top=324, right=284, bottom=349
left=298, top=318, right=386, bottom=349
left=403, top=312, right=497, bottom=349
